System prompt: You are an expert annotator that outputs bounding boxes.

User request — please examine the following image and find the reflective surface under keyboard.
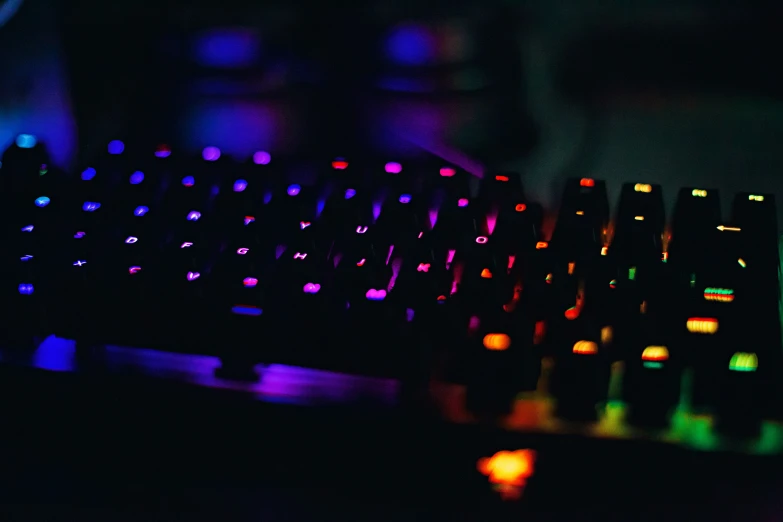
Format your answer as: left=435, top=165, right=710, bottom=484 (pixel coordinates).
left=2, top=136, right=782, bottom=440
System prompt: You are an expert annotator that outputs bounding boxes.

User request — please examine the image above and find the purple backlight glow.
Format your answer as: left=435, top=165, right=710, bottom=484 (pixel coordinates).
left=399, top=194, right=412, bottom=204
left=345, top=188, right=356, bottom=199
left=303, top=282, right=321, bottom=294
left=287, top=184, right=300, bottom=196
left=233, top=179, right=248, bottom=192
left=155, top=145, right=172, bottom=158
left=243, top=277, right=258, bottom=287
left=202, top=146, right=221, bottom=161
left=385, top=162, right=402, bottom=174
left=366, top=289, right=387, bottom=301
left=458, top=198, right=469, bottom=207
left=440, top=167, right=456, bottom=177
left=253, top=151, right=271, bottom=165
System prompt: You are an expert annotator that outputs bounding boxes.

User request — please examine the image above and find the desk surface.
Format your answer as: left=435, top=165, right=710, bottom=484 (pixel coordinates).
left=2, top=338, right=783, bottom=521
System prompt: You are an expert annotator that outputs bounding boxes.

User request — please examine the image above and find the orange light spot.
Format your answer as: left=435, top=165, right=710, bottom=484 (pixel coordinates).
left=331, top=159, right=348, bottom=170
left=495, top=175, right=509, bottom=182
left=601, top=326, right=613, bottom=345
left=477, top=449, right=536, bottom=493
left=533, top=321, right=546, bottom=344
left=481, top=268, right=493, bottom=279
left=575, top=210, right=584, bottom=215
left=567, top=262, right=575, bottom=275
left=642, top=346, right=669, bottom=362
left=564, top=307, right=580, bottom=320
left=515, top=203, right=526, bottom=212
left=686, top=317, right=719, bottom=334
left=573, top=340, right=598, bottom=355
left=536, top=241, right=548, bottom=249
left=580, top=178, right=595, bottom=187
left=483, top=333, right=511, bottom=351
left=601, top=246, right=608, bottom=256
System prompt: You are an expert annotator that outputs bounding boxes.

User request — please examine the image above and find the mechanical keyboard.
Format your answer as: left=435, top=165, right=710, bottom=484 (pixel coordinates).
left=2, top=134, right=782, bottom=448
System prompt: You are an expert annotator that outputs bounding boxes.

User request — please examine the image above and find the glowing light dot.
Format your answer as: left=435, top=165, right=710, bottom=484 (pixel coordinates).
left=385, top=162, right=402, bottom=174
left=303, top=283, right=321, bottom=294
left=155, top=145, right=171, bottom=158
left=182, top=176, right=195, bottom=187
left=16, top=134, right=37, bottom=148
left=332, top=158, right=349, bottom=170
left=35, top=196, right=50, bottom=208
left=253, top=151, right=271, bottom=165
left=18, top=284, right=34, bottom=295
left=243, top=277, right=258, bottom=287
left=81, top=167, right=96, bottom=180
left=108, top=140, right=125, bottom=154
left=202, top=146, right=220, bottom=161
left=345, top=188, right=356, bottom=199
left=134, top=206, right=149, bottom=216
left=82, top=202, right=101, bottom=212
left=440, top=167, right=456, bottom=177
left=129, top=171, right=145, bottom=184
left=233, top=179, right=248, bottom=192
left=399, top=194, right=412, bottom=204
left=287, top=184, right=301, bottom=196
left=187, top=211, right=201, bottom=221
left=458, top=198, right=469, bottom=207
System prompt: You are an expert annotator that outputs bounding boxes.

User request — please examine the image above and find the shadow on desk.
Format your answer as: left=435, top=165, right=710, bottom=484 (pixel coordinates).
left=1, top=351, right=783, bottom=520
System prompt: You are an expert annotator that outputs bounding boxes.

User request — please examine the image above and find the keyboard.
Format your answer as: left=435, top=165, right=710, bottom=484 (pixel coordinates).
left=2, top=134, right=782, bottom=441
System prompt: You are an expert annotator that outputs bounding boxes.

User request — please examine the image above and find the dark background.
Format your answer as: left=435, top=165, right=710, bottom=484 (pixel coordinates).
left=3, top=0, right=783, bottom=228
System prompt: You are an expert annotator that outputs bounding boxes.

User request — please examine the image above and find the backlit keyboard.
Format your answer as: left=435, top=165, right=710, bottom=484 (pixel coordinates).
left=2, top=134, right=782, bottom=436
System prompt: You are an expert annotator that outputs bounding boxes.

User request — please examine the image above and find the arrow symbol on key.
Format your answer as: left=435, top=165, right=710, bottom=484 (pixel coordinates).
left=717, top=225, right=741, bottom=232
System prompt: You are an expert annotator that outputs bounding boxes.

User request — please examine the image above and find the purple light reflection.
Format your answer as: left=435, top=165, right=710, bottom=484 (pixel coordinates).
left=22, top=338, right=399, bottom=406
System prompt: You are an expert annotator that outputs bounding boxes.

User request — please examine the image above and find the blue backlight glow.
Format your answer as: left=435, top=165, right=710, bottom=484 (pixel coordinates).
left=108, top=140, right=124, bottom=155
left=385, top=24, right=436, bottom=66
left=232, top=305, right=263, bottom=316
left=16, top=134, right=37, bottom=148
left=129, top=171, right=145, bottom=184
left=193, top=28, right=262, bottom=69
